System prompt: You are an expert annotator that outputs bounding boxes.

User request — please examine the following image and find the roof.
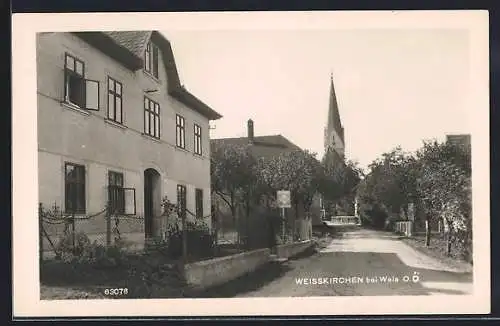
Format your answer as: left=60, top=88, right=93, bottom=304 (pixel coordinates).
left=104, top=31, right=152, bottom=58
left=72, top=31, right=222, bottom=121
left=327, top=75, right=344, bottom=144
left=446, top=134, right=471, bottom=147
left=211, top=134, right=302, bottom=160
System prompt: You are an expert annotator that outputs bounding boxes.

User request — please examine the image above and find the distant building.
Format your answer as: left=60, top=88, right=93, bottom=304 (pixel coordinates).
left=324, top=74, right=345, bottom=161
left=446, top=134, right=471, bottom=148
left=211, top=119, right=302, bottom=159
left=211, top=119, right=321, bottom=241
left=322, top=74, right=355, bottom=218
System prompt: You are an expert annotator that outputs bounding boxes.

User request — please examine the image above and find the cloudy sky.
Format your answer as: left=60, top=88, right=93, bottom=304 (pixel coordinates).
left=163, top=28, right=471, bottom=169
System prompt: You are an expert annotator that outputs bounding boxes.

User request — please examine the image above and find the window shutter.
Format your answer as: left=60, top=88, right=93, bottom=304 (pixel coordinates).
left=123, top=188, right=136, bottom=215
left=85, top=79, right=100, bottom=111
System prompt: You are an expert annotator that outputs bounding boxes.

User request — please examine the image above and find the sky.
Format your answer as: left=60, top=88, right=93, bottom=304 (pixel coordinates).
left=162, top=29, right=471, bottom=170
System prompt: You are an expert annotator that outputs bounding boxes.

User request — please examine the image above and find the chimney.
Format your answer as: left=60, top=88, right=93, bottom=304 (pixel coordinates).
left=247, top=119, right=254, bottom=143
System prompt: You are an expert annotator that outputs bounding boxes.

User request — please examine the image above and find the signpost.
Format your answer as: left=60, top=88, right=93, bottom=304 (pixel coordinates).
left=277, top=190, right=291, bottom=242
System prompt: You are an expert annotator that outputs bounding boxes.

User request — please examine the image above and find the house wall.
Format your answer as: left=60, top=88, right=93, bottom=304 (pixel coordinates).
left=37, top=32, right=213, bottom=251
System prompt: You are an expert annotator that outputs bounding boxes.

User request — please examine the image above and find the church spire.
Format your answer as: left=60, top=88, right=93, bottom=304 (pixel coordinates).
left=327, top=72, right=343, bottom=144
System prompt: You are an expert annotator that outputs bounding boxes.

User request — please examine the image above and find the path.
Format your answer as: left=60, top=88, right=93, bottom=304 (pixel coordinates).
left=199, top=227, right=474, bottom=297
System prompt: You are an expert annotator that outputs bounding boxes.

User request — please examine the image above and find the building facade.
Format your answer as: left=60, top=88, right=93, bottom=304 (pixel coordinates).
left=37, top=31, right=222, bottom=251
left=446, top=134, right=471, bottom=149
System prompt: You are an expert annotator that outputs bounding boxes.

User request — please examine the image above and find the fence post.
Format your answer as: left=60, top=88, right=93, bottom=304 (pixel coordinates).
left=408, top=221, right=413, bottom=237
left=39, top=203, right=43, bottom=263
left=182, top=208, right=187, bottom=263
left=71, top=211, right=76, bottom=252
left=106, top=200, right=112, bottom=247
left=281, top=207, right=286, bottom=243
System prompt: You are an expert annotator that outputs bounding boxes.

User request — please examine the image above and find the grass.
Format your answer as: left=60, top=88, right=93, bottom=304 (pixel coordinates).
left=40, top=285, right=107, bottom=300
left=400, top=234, right=473, bottom=272
left=40, top=252, right=190, bottom=300
left=40, top=230, right=333, bottom=300
left=40, top=244, right=270, bottom=300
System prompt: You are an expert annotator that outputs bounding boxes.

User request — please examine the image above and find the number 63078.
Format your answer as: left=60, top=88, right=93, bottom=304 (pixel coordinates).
left=104, top=288, right=129, bottom=296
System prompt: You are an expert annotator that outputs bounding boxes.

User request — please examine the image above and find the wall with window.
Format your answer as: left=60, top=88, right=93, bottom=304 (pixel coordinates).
left=37, top=32, right=213, bottom=239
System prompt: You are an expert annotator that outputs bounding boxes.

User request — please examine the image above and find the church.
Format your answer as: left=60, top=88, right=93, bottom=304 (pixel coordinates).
left=324, top=73, right=346, bottom=163
left=320, top=74, right=356, bottom=219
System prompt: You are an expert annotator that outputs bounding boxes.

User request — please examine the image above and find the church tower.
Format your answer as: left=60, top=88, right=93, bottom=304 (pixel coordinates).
left=324, top=73, right=345, bottom=159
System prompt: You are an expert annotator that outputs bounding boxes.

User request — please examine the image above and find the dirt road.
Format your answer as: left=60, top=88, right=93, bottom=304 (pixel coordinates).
left=199, top=227, right=473, bottom=297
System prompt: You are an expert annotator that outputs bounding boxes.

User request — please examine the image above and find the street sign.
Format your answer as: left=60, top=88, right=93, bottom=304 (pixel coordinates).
left=277, top=190, right=291, bottom=208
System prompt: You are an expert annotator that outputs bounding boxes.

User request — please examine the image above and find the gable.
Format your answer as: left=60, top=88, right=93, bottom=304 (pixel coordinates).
left=72, top=31, right=222, bottom=121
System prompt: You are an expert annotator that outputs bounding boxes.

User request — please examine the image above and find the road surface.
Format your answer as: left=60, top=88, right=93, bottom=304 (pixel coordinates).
left=200, top=227, right=473, bottom=297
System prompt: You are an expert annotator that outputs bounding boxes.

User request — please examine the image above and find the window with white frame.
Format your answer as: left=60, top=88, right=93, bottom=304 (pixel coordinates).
left=64, top=53, right=100, bottom=111
left=64, top=162, right=86, bottom=214
left=195, top=188, right=203, bottom=219
left=107, top=77, right=123, bottom=124
left=108, top=171, right=125, bottom=215
left=144, top=41, right=159, bottom=79
left=176, top=114, right=185, bottom=149
left=177, top=184, right=187, bottom=219
left=144, top=97, right=160, bottom=138
left=194, top=123, right=202, bottom=155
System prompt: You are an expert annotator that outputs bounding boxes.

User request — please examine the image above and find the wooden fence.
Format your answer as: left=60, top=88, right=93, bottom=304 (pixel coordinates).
left=394, top=221, right=413, bottom=236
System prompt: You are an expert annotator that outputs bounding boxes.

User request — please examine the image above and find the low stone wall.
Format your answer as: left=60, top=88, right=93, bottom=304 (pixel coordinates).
left=183, top=247, right=271, bottom=291
left=276, top=240, right=314, bottom=259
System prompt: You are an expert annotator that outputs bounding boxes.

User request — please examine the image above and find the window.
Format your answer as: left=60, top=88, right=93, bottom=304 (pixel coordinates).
left=64, top=163, right=86, bottom=214
left=176, top=114, right=185, bottom=149
left=64, top=53, right=100, bottom=110
left=194, top=124, right=202, bottom=155
left=195, top=188, right=203, bottom=219
left=177, top=185, right=187, bottom=218
left=144, top=41, right=159, bottom=79
left=107, top=77, right=123, bottom=124
left=108, top=171, right=125, bottom=215
left=144, top=97, right=160, bottom=138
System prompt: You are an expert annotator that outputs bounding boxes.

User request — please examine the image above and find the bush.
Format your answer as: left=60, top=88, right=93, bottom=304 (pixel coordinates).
left=55, top=231, right=92, bottom=261
left=359, top=204, right=388, bottom=230
left=165, top=221, right=216, bottom=260
left=54, top=230, right=131, bottom=267
left=238, top=211, right=279, bottom=250
left=159, top=196, right=216, bottom=260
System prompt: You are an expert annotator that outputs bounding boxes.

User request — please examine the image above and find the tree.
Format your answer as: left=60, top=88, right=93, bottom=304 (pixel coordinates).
left=259, top=149, right=323, bottom=240
left=356, top=146, right=418, bottom=229
left=320, top=148, right=346, bottom=199
left=355, top=138, right=472, bottom=261
left=319, top=148, right=363, bottom=216
left=416, top=139, right=472, bottom=256
left=339, top=160, right=364, bottom=214
left=210, top=142, right=258, bottom=248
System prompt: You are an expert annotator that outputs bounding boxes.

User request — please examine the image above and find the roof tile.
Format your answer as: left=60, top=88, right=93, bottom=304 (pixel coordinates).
left=103, top=31, right=151, bottom=58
